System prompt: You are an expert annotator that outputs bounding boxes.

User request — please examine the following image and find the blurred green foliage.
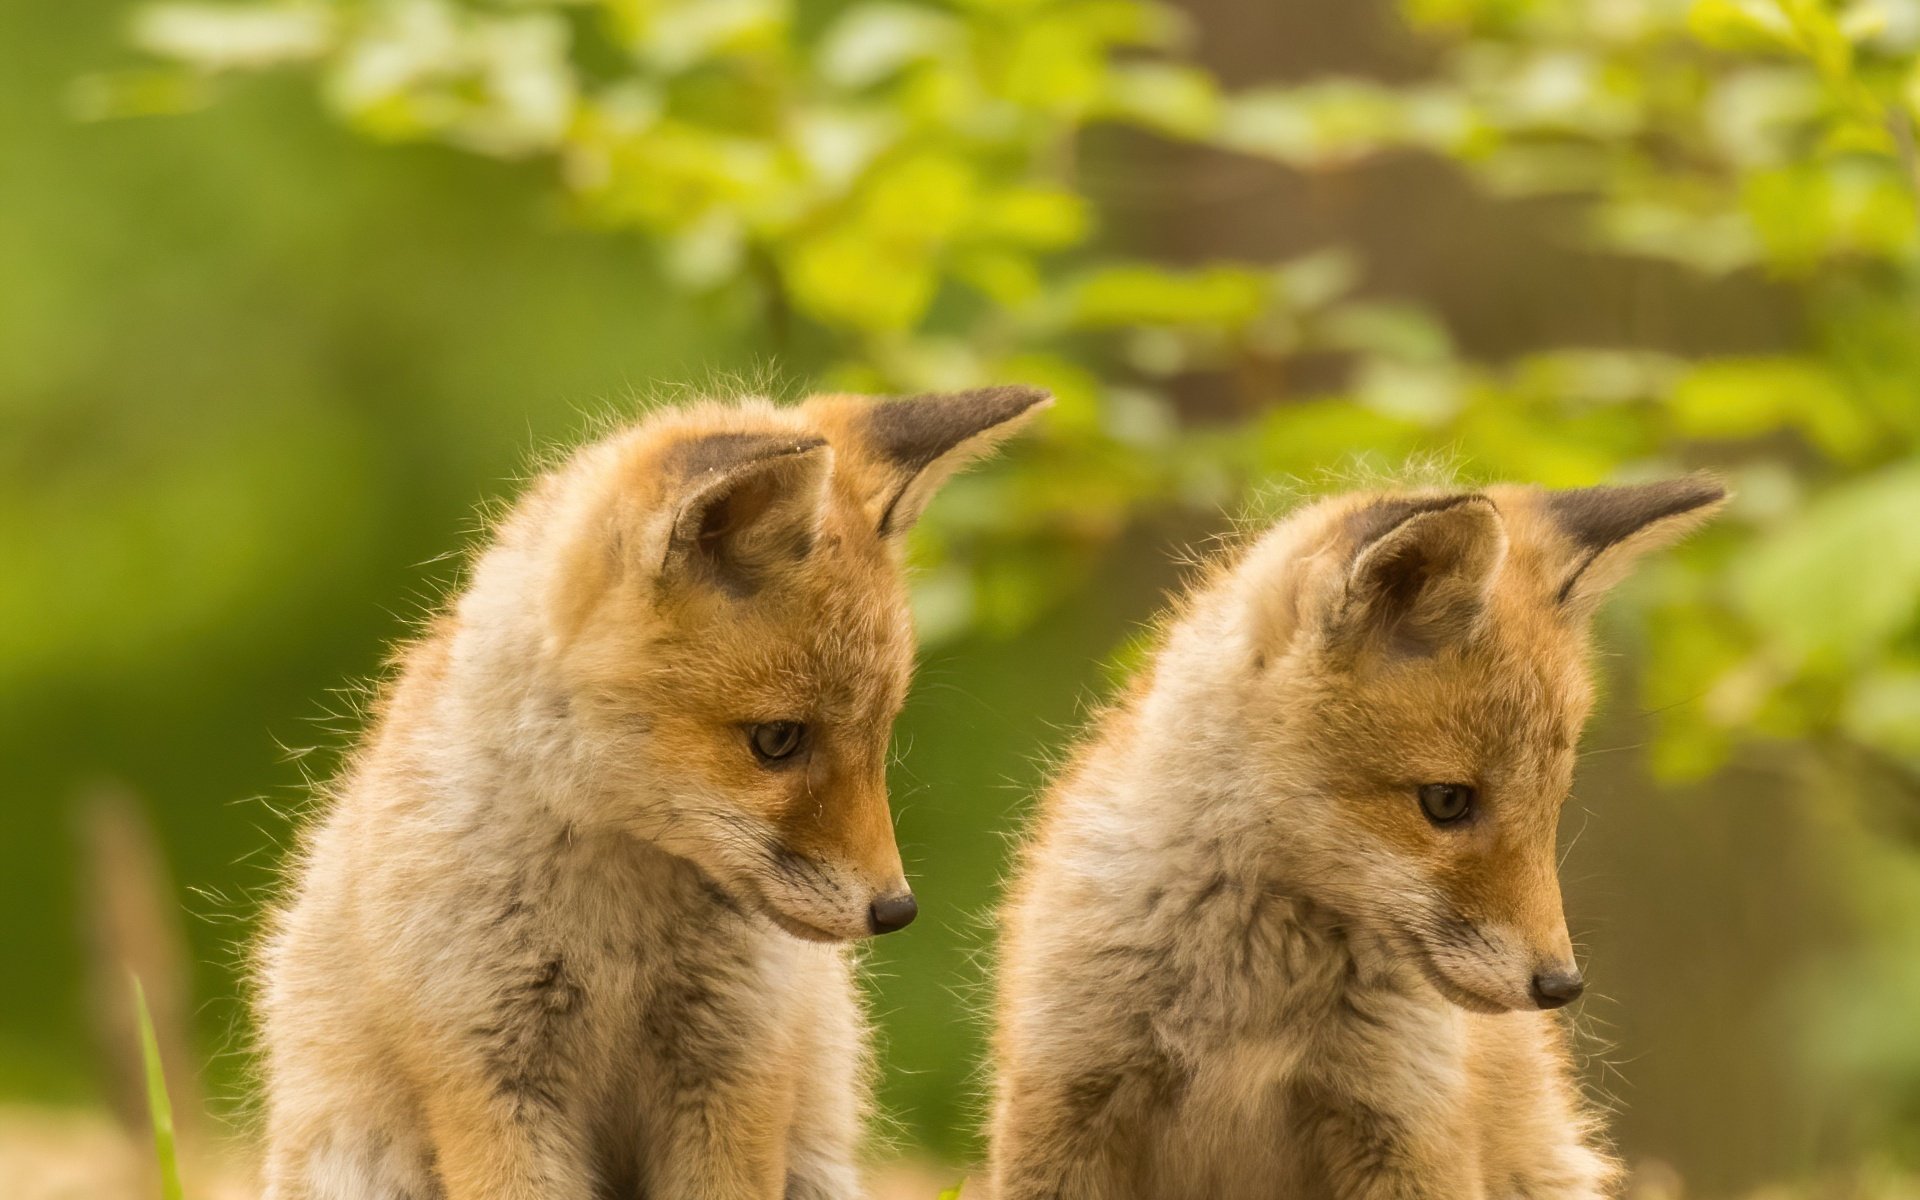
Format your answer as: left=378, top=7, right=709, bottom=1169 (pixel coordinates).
left=106, top=0, right=1920, bottom=788
left=4, top=0, right=1917, bottom=1190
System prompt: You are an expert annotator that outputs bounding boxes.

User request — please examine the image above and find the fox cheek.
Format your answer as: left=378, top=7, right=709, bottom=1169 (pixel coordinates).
left=779, top=783, right=902, bottom=884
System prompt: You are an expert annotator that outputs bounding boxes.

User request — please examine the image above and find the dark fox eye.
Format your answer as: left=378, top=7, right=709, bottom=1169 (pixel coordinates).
left=1418, top=783, right=1475, bottom=825
left=748, top=721, right=806, bottom=765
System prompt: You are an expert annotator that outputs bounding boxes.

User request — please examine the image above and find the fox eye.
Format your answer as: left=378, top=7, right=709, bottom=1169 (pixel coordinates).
left=748, top=721, right=807, bottom=765
left=1417, top=783, right=1475, bottom=825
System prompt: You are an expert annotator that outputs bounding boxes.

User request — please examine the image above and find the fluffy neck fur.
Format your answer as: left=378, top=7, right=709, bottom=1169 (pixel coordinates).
left=1052, top=538, right=1429, bottom=1014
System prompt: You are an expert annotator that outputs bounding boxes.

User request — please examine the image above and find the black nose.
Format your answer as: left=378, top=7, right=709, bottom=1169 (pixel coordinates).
left=1530, top=968, right=1585, bottom=1009
left=869, top=893, right=918, bottom=935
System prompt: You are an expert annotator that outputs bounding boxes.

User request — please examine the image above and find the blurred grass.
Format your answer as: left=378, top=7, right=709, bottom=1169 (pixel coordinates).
left=131, top=977, right=182, bottom=1200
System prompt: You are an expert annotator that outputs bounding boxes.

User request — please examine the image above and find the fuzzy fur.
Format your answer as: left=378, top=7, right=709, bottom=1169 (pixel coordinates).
left=256, top=388, right=1048, bottom=1200
left=988, top=478, right=1724, bottom=1200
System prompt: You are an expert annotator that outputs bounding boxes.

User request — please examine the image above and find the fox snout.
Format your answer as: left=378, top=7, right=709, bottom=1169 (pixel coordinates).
left=757, top=775, right=920, bottom=942
left=1422, top=926, right=1586, bottom=1014
left=1412, top=894, right=1585, bottom=1014
left=869, top=890, right=918, bottom=935
left=752, top=853, right=913, bottom=943
left=1530, top=963, right=1585, bottom=1009
left=1521, top=908, right=1583, bottom=1010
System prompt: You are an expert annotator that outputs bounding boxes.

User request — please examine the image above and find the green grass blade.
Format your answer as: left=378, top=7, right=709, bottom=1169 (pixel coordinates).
left=938, top=1183, right=966, bottom=1200
left=131, top=974, right=185, bottom=1200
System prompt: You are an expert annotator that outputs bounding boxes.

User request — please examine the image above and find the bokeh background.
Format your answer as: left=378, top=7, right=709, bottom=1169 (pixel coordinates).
left=6, top=0, right=1920, bottom=1194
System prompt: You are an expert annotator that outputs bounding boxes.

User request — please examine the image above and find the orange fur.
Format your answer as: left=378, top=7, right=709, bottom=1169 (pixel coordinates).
left=256, top=387, right=1048, bottom=1200
left=990, top=478, right=1724, bottom=1200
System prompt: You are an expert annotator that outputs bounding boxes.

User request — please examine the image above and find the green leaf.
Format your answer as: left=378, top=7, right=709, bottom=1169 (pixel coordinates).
left=1321, top=301, right=1454, bottom=363
left=865, top=152, right=979, bottom=241
left=783, top=227, right=937, bottom=331
left=954, top=248, right=1043, bottom=304
left=628, top=0, right=786, bottom=73
left=1069, top=263, right=1270, bottom=328
left=817, top=3, right=961, bottom=88
left=67, top=68, right=214, bottom=121
left=1669, top=358, right=1874, bottom=460
left=133, top=975, right=185, bottom=1200
left=1742, top=163, right=1918, bottom=273
left=1688, top=0, right=1800, bottom=54
left=1246, top=398, right=1422, bottom=474
left=1217, top=82, right=1417, bottom=165
left=997, top=15, right=1109, bottom=114
left=972, top=186, right=1091, bottom=249
left=131, top=2, right=333, bottom=69
left=1734, top=461, right=1920, bottom=665
left=1844, top=664, right=1920, bottom=759
left=1100, top=61, right=1222, bottom=137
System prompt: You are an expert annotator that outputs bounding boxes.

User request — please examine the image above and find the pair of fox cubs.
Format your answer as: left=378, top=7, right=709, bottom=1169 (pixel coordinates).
left=258, top=387, right=1723, bottom=1200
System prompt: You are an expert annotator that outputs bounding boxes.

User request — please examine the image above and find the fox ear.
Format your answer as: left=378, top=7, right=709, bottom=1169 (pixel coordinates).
left=1544, top=476, right=1726, bottom=618
left=663, top=433, right=833, bottom=593
left=805, top=385, right=1052, bottom=537
left=1331, top=494, right=1507, bottom=656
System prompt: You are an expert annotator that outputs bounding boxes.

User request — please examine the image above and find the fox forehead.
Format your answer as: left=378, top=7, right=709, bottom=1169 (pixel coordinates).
left=652, top=596, right=914, bottom=724
left=1287, top=520, right=1597, bottom=793
left=1352, top=637, right=1585, bottom=773
left=643, top=513, right=915, bottom=706
left=1297, top=651, right=1581, bottom=801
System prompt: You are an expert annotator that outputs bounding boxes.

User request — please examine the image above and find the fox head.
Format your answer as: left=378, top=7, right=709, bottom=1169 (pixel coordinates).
left=1223, top=478, right=1724, bottom=1012
left=520, top=387, right=1049, bottom=942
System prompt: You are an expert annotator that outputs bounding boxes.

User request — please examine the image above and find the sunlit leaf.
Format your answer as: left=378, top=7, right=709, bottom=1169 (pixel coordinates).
left=783, top=227, right=937, bottom=330
left=1844, top=664, right=1920, bottom=758
left=1689, top=0, right=1801, bottom=54
left=132, top=1, right=333, bottom=69
left=971, top=186, right=1089, bottom=248
left=1100, top=61, right=1222, bottom=137
left=1670, top=358, right=1876, bottom=461
left=1734, top=461, right=1920, bottom=664
left=1069, top=263, right=1270, bottom=328
left=68, top=68, right=215, bottom=120
left=817, top=3, right=961, bottom=88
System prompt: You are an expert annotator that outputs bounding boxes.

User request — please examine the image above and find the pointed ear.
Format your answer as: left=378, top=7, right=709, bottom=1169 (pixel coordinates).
left=1330, top=494, right=1507, bottom=656
left=1544, top=476, right=1726, bottom=617
left=805, top=385, right=1051, bottom=537
left=663, top=433, right=833, bottom=593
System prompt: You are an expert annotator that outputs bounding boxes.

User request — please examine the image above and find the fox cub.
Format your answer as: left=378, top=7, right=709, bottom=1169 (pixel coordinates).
left=989, top=479, right=1724, bottom=1199
left=256, top=387, right=1048, bottom=1200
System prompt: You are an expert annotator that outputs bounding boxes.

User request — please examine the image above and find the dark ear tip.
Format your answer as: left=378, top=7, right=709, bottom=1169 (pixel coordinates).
left=964, top=384, right=1054, bottom=423
left=1684, top=473, right=1730, bottom=507
left=1655, top=473, right=1731, bottom=520
left=1543, top=472, right=1730, bottom=558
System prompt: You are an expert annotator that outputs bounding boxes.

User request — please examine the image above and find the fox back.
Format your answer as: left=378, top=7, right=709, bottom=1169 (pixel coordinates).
left=990, top=478, right=1724, bottom=1200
